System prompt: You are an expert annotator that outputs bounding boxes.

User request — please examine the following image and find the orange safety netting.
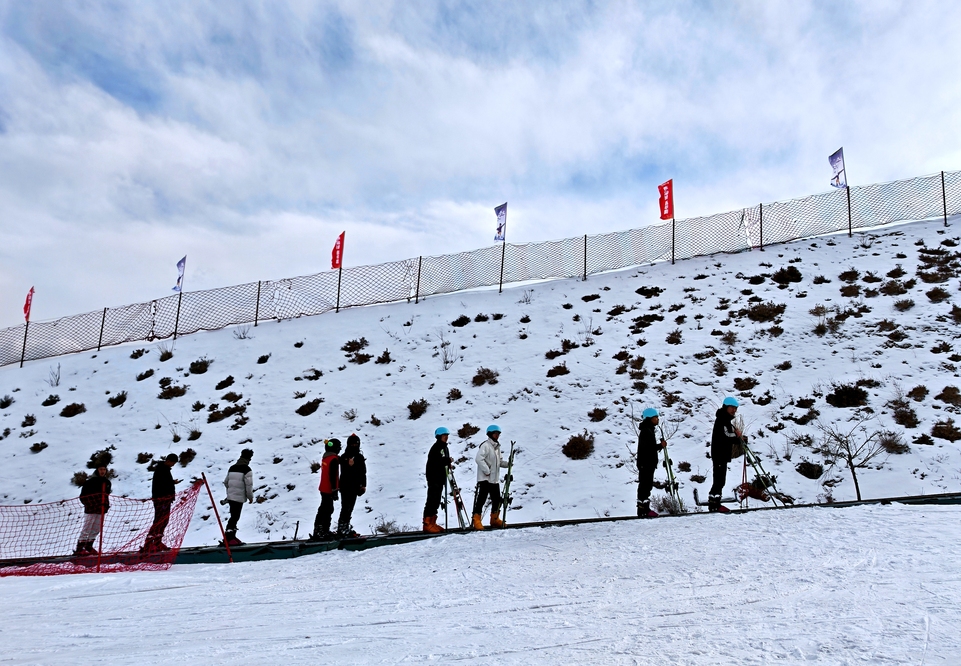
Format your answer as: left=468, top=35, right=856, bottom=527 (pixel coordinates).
left=0, top=480, right=203, bottom=576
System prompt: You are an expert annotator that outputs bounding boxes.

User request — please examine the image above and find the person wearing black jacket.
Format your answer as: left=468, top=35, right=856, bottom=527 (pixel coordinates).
left=74, top=466, right=112, bottom=556
left=423, top=427, right=452, bottom=533
left=337, top=434, right=367, bottom=538
left=143, top=453, right=178, bottom=552
left=709, top=397, right=743, bottom=513
left=637, top=409, right=667, bottom=518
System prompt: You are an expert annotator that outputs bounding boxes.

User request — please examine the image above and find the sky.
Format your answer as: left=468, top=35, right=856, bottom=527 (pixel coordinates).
left=1, top=0, right=960, bottom=328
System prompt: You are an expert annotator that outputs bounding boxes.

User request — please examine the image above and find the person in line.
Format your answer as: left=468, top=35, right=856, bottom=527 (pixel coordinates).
left=472, top=424, right=508, bottom=530
left=143, top=453, right=179, bottom=552
left=637, top=408, right=667, bottom=518
left=311, top=439, right=341, bottom=540
left=424, top=426, right=452, bottom=533
left=223, top=448, right=254, bottom=545
left=74, top=465, right=111, bottom=556
left=337, top=434, right=367, bottom=538
left=709, top=397, right=742, bottom=514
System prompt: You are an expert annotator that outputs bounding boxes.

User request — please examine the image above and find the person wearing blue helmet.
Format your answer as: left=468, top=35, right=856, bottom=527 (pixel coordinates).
left=709, top=397, right=743, bottom=513
left=423, top=427, right=452, bottom=533
left=472, top=424, right=508, bottom=530
left=636, top=408, right=668, bottom=518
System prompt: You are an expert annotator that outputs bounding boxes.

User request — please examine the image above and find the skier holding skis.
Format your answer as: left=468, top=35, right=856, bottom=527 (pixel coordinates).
left=472, top=424, right=509, bottom=530
left=423, top=427, right=452, bottom=533
left=637, top=408, right=667, bottom=518
left=709, top=397, right=743, bottom=513
left=311, top=439, right=341, bottom=539
left=337, top=434, right=366, bottom=538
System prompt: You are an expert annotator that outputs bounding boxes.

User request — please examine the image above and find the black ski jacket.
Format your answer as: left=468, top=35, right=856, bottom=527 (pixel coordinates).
left=339, top=447, right=367, bottom=495
left=636, top=419, right=661, bottom=468
left=80, top=474, right=112, bottom=514
left=425, top=439, right=452, bottom=484
left=152, top=463, right=175, bottom=499
left=711, top=408, right=739, bottom=465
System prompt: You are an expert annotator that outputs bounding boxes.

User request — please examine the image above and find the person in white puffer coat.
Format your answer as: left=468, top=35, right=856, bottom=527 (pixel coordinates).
left=222, top=448, right=254, bottom=544
left=472, top=424, right=508, bottom=530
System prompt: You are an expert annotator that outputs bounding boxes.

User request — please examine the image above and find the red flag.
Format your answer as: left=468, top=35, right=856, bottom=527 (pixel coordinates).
left=331, top=231, right=345, bottom=270
left=658, top=179, right=674, bottom=220
left=23, top=287, right=34, bottom=323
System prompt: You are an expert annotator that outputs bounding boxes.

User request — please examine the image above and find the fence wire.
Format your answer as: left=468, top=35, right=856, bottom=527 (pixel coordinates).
left=4, top=170, right=959, bottom=367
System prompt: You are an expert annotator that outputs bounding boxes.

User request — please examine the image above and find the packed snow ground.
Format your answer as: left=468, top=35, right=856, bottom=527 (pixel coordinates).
left=2, top=504, right=960, bottom=664
left=2, top=218, right=961, bottom=549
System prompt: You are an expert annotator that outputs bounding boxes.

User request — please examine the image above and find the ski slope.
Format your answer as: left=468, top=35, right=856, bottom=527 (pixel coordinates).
left=2, top=503, right=959, bottom=664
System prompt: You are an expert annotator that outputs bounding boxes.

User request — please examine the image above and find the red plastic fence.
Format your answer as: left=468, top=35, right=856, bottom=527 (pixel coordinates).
left=2, top=170, right=960, bottom=367
left=0, top=480, right=203, bottom=576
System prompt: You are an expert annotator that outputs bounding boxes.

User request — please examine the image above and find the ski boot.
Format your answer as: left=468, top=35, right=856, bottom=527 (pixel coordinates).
left=708, top=495, right=731, bottom=514
left=637, top=501, right=658, bottom=518
left=423, top=516, right=444, bottom=534
left=489, top=511, right=504, bottom=528
left=73, top=541, right=94, bottom=556
left=471, top=513, right=484, bottom=531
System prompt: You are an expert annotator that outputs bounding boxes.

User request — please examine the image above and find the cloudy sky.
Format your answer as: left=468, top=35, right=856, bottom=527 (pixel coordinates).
left=1, top=1, right=960, bottom=327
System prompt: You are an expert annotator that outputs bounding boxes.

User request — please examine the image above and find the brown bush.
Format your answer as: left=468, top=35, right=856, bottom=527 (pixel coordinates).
left=926, top=287, right=951, bottom=303
left=878, top=431, right=909, bottom=454
left=458, top=423, right=480, bottom=439
left=447, top=388, right=462, bottom=402
left=825, top=384, right=867, bottom=408
left=795, top=461, right=824, bottom=480
left=29, top=441, right=48, bottom=453
left=136, top=452, right=153, bottom=464
left=179, top=448, right=197, bottom=466
left=295, top=398, right=323, bottom=417
left=931, top=419, right=961, bottom=442
left=894, top=299, right=915, bottom=312
left=158, top=385, right=188, bottom=400
left=189, top=357, right=212, bottom=374
left=562, top=430, right=595, bottom=460
left=733, top=377, right=759, bottom=391
left=407, top=399, right=429, bottom=420
left=547, top=363, right=570, bottom=378
left=472, top=367, right=499, bottom=386
left=588, top=408, right=607, bottom=422
left=907, top=386, right=928, bottom=402
left=341, top=337, right=369, bottom=353
left=935, top=386, right=961, bottom=406
left=215, top=376, right=235, bottom=390
left=772, top=266, right=802, bottom=284
left=107, top=392, right=127, bottom=408
left=60, top=403, right=87, bottom=417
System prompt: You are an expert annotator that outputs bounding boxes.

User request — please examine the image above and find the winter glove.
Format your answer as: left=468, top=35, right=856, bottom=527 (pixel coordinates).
left=332, top=491, right=339, bottom=501
left=220, top=498, right=228, bottom=506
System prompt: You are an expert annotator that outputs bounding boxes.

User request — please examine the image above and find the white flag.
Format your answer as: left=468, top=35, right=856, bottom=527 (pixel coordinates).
left=494, top=203, right=507, bottom=241
left=829, top=148, right=847, bottom=189
left=172, top=256, right=186, bottom=292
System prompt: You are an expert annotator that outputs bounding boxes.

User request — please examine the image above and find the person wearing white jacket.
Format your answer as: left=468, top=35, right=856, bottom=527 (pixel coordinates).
left=222, top=448, right=254, bottom=545
left=472, top=425, right=508, bottom=530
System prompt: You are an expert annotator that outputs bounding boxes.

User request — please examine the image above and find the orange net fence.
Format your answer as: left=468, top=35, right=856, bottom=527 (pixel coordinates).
left=0, top=480, right=203, bottom=576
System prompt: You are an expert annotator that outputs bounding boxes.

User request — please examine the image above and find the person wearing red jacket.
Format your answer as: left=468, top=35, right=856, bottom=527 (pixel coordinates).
left=310, top=439, right=341, bottom=540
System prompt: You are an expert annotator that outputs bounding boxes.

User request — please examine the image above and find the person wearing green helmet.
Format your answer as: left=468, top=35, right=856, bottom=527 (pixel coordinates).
left=637, top=408, right=667, bottom=518
left=423, top=427, right=452, bottom=533
left=472, top=424, right=508, bottom=530
left=709, top=397, right=742, bottom=513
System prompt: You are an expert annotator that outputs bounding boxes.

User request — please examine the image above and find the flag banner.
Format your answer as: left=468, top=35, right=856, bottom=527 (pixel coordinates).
left=331, top=231, right=345, bottom=270
left=658, top=180, right=674, bottom=220
left=494, top=203, right=507, bottom=241
left=172, top=256, right=186, bottom=292
left=23, top=287, right=34, bottom=323
left=829, top=148, right=847, bottom=188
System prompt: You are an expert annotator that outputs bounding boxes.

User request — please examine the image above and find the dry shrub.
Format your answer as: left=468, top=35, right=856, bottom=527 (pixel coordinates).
left=547, top=362, right=570, bottom=378
left=474, top=313, right=489, bottom=322
left=341, top=337, right=369, bottom=353
left=447, top=388, right=462, bottom=402
left=130, top=348, right=147, bottom=359
left=86, top=446, right=115, bottom=469
left=878, top=431, right=909, bottom=454
left=879, top=280, right=908, bottom=296
left=839, top=284, right=861, bottom=297
left=713, top=358, right=728, bottom=376
left=407, top=398, right=429, bottom=420
left=179, top=448, right=197, bottom=466
left=838, top=268, right=860, bottom=283
left=795, top=461, right=824, bottom=480
left=295, top=398, right=323, bottom=417
left=635, top=286, right=663, bottom=298
left=472, top=367, right=499, bottom=386
left=458, top=423, right=480, bottom=439
left=775, top=361, right=792, bottom=371
left=772, top=266, right=802, bottom=284
left=588, top=408, right=607, bottom=422
left=451, top=315, right=470, bottom=327
left=665, top=329, right=683, bottom=345
left=888, top=397, right=919, bottom=428
left=215, top=376, right=235, bottom=390
left=349, top=352, right=372, bottom=364
left=926, top=287, right=951, bottom=303
left=562, top=430, right=595, bottom=460
left=108, top=391, right=127, bottom=408
left=136, top=452, right=153, bottom=464
left=72, top=471, right=89, bottom=487
left=887, top=265, right=906, bottom=278
left=60, top=403, right=87, bottom=417
left=136, top=370, right=154, bottom=382
left=690, top=474, right=706, bottom=483
left=582, top=294, right=601, bottom=302
left=825, top=384, right=867, bottom=408
left=894, top=299, right=915, bottom=312
left=733, top=377, right=758, bottom=391
left=375, top=349, right=392, bottom=364
left=29, top=442, right=48, bottom=453
left=907, top=386, right=928, bottom=402
left=931, top=419, right=961, bottom=442
left=189, top=357, right=212, bottom=374
left=935, top=386, right=961, bottom=406
left=739, top=302, right=786, bottom=323
left=158, top=385, right=188, bottom=400
left=951, top=305, right=961, bottom=324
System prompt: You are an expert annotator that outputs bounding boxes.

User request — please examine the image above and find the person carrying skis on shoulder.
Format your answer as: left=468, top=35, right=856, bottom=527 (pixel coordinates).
left=709, top=397, right=743, bottom=513
left=472, top=424, right=508, bottom=530
left=424, top=426, right=452, bottom=533
left=223, top=448, right=254, bottom=546
left=637, top=408, right=667, bottom=518
left=311, top=439, right=341, bottom=539
left=337, top=434, right=366, bottom=538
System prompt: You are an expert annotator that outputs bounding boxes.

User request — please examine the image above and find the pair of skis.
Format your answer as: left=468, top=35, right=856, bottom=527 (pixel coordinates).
left=659, top=424, right=682, bottom=510
left=445, top=463, right=470, bottom=529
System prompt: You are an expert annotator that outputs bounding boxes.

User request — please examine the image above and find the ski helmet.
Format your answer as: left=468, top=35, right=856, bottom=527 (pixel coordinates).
left=722, top=397, right=740, bottom=408
left=642, top=407, right=659, bottom=419
left=346, top=433, right=360, bottom=447
left=487, top=424, right=502, bottom=434
left=325, top=438, right=342, bottom=453
left=434, top=426, right=450, bottom=437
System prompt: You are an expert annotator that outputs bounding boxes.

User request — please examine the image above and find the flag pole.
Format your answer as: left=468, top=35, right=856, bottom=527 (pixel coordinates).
left=671, top=218, right=676, bottom=265
left=498, top=240, right=506, bottom=294
left=19, top=321, right=29, bottom=369
left=173, top=289, right=184, bottom=340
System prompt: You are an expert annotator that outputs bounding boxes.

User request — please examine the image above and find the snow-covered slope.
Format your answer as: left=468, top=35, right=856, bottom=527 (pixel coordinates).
left=3, top=504, right=960, bottom=664
left=2, top=218, right=961, bottom=546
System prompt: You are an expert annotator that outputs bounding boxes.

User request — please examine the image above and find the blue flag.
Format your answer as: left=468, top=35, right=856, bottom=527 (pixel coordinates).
left=494, top=203, right=507, bottom=241
left=172, top=256, right=186, bottom=292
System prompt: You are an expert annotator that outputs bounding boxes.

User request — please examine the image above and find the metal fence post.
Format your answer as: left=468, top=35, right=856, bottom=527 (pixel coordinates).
left=19, top=321, right=29, bottom=368
left=173, top=290, right=183, bottom=340
left=97, top=308, right=107, bottom=351
left=846, top=187, right=853, bottom=237
left=254, top=281, right=261, bottom=326
left=671, top=218, right=676, bottom=265
left=414, top=256, right=422, bottom=304
left=759, top=203, right=764, bottom=250
left=498, top=242, right=506, bottom=294
left=942, top=171, right=948, bottom=227
left=582, top=235, right=588, bottom=281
